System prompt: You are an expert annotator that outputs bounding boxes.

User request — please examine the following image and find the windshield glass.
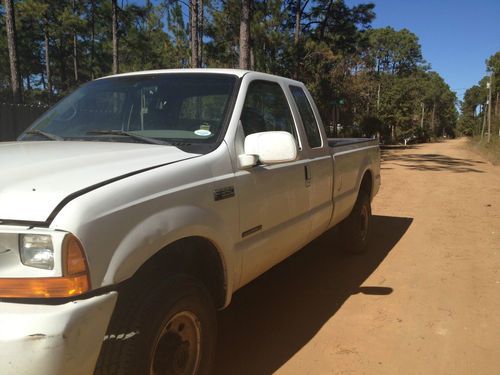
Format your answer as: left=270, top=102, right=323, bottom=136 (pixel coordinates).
left=19, top=73, right=238, bottom=150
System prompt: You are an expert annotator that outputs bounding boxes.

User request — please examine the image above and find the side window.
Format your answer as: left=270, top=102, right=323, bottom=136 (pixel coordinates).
left=241, top=80, right=297, bottom=138
left=290, top=86, right=322, bottom=148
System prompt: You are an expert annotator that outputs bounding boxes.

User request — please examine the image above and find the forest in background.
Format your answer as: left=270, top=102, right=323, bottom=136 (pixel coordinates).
left=1, top=0, right=460, bottom=143
left=459, top=52, right=499, bottom=138
left=459, top=51, right=500, bottom=163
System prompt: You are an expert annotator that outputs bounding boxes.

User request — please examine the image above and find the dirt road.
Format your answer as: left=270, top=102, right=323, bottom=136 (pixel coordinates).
left=214, top=138, right=500, bottom=375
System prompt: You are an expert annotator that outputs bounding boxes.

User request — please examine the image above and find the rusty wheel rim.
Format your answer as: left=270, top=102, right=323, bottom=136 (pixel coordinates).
left=150, top=311, right=201, bottom=375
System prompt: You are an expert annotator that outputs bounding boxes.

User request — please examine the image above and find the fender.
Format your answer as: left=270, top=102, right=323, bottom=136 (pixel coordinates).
left=102, top=204, right=236, bottom=306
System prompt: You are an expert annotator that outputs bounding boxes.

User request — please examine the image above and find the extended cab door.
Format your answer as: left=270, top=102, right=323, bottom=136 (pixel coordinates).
left=288, top=85, right=334, bottom=242
left=236, top=79, right=311, bottom=286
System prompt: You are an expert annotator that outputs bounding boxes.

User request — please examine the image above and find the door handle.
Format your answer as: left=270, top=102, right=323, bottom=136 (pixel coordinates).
left=304, top=165, right=311, bottom=187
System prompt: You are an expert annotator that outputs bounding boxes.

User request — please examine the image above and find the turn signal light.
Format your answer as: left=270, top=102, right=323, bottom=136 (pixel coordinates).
left=0, top=234, right=90, bottom=298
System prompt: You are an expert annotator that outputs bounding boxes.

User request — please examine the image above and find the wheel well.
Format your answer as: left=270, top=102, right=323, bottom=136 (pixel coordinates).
left=360, top=170, right=373, bottom=199
left=127, top=237, right=226, bottom=309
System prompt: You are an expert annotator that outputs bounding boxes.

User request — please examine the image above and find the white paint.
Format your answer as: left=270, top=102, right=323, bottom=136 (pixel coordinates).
left=0, top=292, right=117, bottom=375
left=243, top=131, right=297, bottom=164
left=0, top=141, right=197, bottom=222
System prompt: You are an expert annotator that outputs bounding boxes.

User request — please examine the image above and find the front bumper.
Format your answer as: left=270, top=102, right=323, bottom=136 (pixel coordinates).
left=0, top=291, right=117, bottom=375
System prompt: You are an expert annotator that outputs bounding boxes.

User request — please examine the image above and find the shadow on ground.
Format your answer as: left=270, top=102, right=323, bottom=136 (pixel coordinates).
left=214, top=215, right=413, bottom=374
left=381, top=152, right=486, bottom=173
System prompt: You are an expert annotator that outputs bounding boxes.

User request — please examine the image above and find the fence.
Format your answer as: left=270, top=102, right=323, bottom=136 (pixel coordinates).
left=0, top=103, right=48, bottom=141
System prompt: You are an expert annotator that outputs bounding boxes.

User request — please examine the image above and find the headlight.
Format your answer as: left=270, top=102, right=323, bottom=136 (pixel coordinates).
left=19, top=234, right=54, bottom=270
left=0, top=233, right=90, bottom=298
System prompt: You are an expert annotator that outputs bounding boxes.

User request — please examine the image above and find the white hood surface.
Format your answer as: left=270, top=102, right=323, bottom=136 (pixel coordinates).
left=0, top=141, right=198, bottom=223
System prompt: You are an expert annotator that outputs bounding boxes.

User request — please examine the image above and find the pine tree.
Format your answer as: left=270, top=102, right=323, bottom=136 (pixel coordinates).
left=3, top=0, right=22, bottom=103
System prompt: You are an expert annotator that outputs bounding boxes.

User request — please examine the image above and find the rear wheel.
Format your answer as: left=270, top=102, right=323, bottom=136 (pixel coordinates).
left=95, top=274, right=216, bottom=375
left=340, top=190, right=372, bottom=254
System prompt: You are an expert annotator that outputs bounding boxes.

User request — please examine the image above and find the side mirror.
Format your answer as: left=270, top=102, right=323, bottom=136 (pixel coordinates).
left=238, top=131, right=298, bottom=169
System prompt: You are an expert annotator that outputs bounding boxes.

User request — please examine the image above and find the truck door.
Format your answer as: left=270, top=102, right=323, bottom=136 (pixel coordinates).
left=236, top=79, right=311, bottom=287
left=288, top=85, right=334, bottom=242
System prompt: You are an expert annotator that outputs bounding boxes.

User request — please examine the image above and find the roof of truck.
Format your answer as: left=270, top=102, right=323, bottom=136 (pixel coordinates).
left=99, top=68, right=252, bottom=80
left=98, top=68, right=305, bottom=88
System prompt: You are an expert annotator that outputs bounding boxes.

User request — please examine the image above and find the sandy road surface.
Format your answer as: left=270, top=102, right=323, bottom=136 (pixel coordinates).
left=214, top=138, right=500, bottom=375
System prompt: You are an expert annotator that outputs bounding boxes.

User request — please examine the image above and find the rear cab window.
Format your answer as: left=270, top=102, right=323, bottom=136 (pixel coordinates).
left=289, top=85, right=322, bottom=148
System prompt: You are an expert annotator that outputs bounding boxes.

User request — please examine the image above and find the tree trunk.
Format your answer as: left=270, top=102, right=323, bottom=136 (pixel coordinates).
left=90, top=0, right=95, bottom=79
left=431, top=101, right=436, bottom=136
left=487, top=73, right=493, bottom=143
left=376, top=83, right=381, bottom=112
left=4, top=0, right=22, bottom=103
left=481, top=104, right=486, bottom=141
left=44, top=27, right=52, bottom=104
left=72, top=0, right=78, bottom=82
left=420, top=102, right=425, bottom=129
left=495, top=91, right=499, bottom=118
left=73, top=33, right=79, bottom=82
left=112, top=0, right=119, bottom=74
left=197, top=0, right=203, bottom=66
left=250, top=47, right=255, bottom=70
left=58, top=35, right=68, bottom=92
left=294, top=0, right=301, bottom=46
left=293, top=0, right=301, bottom=79
left=189, top=0, right=199, bottom=68
left=239, top=0, right=251, bottom=70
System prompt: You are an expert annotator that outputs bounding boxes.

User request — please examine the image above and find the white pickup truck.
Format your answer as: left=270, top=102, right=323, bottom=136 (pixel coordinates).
left=0, top=69, right=380, bottom=375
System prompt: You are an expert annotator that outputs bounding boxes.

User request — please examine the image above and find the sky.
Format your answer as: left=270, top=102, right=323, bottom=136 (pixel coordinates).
left=346, top=0, right=500, bottom=101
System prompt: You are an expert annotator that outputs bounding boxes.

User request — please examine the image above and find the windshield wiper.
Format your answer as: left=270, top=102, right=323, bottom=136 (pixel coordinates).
left=86, top=130, right=171, bottom=145
left=26, top=129, right=64, bottom=141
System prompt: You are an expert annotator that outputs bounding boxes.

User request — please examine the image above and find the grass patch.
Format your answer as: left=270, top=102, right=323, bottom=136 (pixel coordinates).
left=468, top=134, right=500, bottom=165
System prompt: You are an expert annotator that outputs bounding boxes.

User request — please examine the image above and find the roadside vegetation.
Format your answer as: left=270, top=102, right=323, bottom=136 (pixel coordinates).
left=458, top=52, right=500, bottom=164
left=469, top=134, right=500, bottom=165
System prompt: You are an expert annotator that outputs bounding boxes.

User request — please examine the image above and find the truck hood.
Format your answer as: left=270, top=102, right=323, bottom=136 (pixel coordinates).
left=0, top=141, right=198, bottom=223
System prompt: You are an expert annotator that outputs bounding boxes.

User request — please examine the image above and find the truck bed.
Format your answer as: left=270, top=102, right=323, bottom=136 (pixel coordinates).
left=328, top=137, right=379, bottom=153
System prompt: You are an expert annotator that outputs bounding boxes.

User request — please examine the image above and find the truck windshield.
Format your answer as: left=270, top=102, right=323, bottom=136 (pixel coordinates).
left=19, top=73, right=238, bottom=151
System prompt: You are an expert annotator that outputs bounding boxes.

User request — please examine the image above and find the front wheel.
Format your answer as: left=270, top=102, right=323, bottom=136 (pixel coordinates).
left=340, top=190, right=372, bottom=254
left=95, top=275, right=216, bottom=375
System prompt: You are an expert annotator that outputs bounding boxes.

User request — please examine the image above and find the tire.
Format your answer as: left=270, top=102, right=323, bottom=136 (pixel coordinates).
left=340, top=189, right=372, bottom=254
left=95, top=274, right=217, bottom=375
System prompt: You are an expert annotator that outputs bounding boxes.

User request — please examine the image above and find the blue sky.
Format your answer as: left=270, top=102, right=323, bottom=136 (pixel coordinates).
left=346, top=0, right=500, bottom=101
